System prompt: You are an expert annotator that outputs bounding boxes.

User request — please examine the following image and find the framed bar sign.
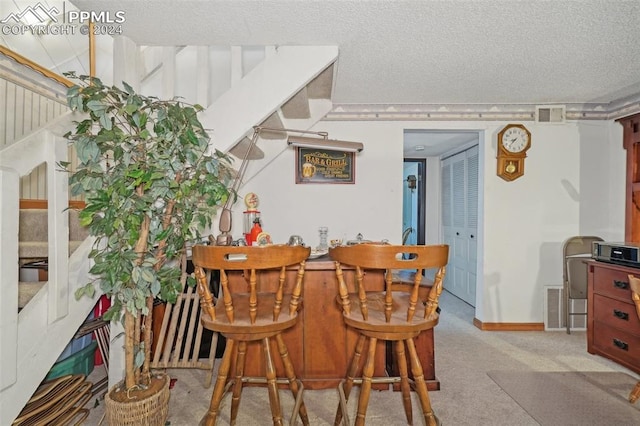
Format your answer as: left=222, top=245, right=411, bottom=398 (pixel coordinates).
left=295, top=147, right=355, bottom=184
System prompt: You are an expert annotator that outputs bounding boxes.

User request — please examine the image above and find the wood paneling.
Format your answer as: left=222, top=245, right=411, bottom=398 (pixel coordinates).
left=618, top=113, right=640, bottom=242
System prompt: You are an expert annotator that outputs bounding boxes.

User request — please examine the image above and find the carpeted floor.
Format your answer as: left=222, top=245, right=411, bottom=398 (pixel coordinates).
left=84, top=291, right=640, bottom=425
left=487, top=371, right=640, bottom=425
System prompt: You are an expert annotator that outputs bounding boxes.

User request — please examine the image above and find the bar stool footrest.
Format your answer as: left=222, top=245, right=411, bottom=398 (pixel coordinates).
left=232, top=377, right=305, bottom=426
left=336, top=378, right=440, bottom=426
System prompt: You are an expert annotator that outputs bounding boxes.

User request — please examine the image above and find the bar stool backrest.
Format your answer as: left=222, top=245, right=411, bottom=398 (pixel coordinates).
left=191, top=244, right=310, bottom=325
left=329, top=244, right=449, bottom=323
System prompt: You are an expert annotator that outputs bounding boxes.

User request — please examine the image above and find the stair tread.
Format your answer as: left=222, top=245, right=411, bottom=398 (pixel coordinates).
left=19, top=240, right=85, bottom=259
left=18, top=282, right=46, bottom=309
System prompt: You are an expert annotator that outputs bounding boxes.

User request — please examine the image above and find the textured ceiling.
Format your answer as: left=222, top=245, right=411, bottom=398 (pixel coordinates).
left=69, top=0, right=640, bottom=111
left=5, top=0, right=640, bottom=156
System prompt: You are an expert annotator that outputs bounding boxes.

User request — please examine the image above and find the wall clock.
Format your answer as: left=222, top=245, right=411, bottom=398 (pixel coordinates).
left=496, top=124, right=531, bottom=181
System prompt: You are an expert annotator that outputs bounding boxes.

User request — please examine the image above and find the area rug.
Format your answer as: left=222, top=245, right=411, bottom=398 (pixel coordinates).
left=487, top=371, right=640, bottom=425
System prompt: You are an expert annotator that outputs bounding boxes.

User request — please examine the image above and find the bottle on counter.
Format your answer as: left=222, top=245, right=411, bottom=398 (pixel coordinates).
left=250, top=218, right=263, bottom=246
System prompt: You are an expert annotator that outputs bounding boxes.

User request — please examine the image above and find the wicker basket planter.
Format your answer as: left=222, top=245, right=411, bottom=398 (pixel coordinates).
left=104, top=374, right=170, bottom=426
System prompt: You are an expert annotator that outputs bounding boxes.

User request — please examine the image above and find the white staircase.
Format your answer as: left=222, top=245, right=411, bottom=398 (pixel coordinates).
left=0, top=41, right=338, bottom=424
left=0, top=114, right=101, bottom=424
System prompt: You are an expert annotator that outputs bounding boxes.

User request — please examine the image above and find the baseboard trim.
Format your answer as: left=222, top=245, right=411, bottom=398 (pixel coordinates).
left=473, top=318, right=545, bottom=331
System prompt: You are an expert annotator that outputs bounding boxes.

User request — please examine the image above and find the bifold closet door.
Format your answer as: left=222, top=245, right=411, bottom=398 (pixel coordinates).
left=441, top=146, right=478, bottom=306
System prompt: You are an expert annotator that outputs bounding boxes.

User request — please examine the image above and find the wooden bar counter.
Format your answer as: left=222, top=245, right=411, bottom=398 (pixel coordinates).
left=226, top=255, right=439, bottom=391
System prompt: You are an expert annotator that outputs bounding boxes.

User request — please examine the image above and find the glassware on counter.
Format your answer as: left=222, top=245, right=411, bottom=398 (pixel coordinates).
left=318, top=226, right=329, bottom=251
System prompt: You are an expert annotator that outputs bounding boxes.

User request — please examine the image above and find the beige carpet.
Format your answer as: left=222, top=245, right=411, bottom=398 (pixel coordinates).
left=487, top=371, right=640, bottom=425
left=82, top=291, right=640, bottom=425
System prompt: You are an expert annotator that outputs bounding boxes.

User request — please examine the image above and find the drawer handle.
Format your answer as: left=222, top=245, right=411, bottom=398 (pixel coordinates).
left=613, top=338, right=629, bottom=351
left=613, top=280, right=629, bottom=290
left=613, top=309, right=629, bottom=321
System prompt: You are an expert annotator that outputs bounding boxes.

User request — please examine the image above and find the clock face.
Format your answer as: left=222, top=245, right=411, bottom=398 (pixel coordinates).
left=501, top=126, right=530, bottom=153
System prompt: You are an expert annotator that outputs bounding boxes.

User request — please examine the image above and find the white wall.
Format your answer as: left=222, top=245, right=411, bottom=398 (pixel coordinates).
left=480, top=120, right=625, bottom=322
left=578, top=120, right=626, bottom=239
left=425, top=156, right=442, bottom=246
left=234, top=121, right=404, bottom=248
left=221, top=118, right=626, bottom=325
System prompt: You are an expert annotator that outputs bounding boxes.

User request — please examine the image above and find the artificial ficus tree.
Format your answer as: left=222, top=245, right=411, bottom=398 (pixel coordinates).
left=63, top=73, right=235, bottom=391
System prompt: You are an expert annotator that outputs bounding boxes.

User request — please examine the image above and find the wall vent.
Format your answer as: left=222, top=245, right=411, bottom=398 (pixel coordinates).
left=544, top=286, right=587, bottom=331
left=535, top=105, right=566, bottom=123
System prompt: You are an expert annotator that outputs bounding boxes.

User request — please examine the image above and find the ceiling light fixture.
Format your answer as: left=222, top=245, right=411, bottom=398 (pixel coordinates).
left=414, top=145, right=425, bottom=151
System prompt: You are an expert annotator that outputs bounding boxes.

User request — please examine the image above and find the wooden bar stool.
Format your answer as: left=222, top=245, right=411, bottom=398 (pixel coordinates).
left=329, top=244, right=449, bottom=426
left=192, top=244, right=311, bottom=426
left=626, top=274, right=640, bottom=404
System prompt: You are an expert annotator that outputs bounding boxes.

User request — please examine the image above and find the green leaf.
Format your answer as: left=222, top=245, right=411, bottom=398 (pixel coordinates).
left=99, top=113, right=112, bottom=131
left=79, top=214, right=93, bottom=228
left=132, top=266, right=141, bottom=283
left=134, top=346, right=145, bottom=368
left=86, top=100, right=107, bottom=113
left=151, top=279, right=161, bottom=296
left=186, top=275, right=196, bottom=288
left=126, top=299, right=137, bottom=317
left=124, top=103, right=137, bottom=114
left=84, top=283, right=96, bottom=298
left=103, top=304, right=122, bottom=323
left=67, top=85, right=80, bottom=98
left=122, top=81, right=135, bottom=94
left=127, top=169, right=144, bottom=179
left=73, top=283, right=96, bottom=300
left=75, top=136, right=98, bottom=164
left=140, top=268, right=155, bottom=283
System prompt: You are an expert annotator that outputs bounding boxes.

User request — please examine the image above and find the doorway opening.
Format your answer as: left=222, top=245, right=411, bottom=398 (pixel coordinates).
left=402, top=129, right=481, bottom=309
left=402, top=159, right=425, bottom=246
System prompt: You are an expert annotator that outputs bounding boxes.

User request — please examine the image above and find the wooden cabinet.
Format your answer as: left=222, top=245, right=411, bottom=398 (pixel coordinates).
left=618, top=113, right=640, bottom=242
left=587, top=261, right=640, bottom=374
left=225, top=258, right=439, bottom=390
left=587, top=114, right=640, bottom=373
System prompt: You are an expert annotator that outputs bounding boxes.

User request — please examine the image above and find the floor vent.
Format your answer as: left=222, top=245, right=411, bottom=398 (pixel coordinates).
left=544, top=286, right=586, bottom=331
left=536, top=105, right=566, bottom=123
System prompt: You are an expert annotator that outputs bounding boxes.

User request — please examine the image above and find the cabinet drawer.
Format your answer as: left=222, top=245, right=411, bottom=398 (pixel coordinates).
left=592, top=321, right=640, bottom=369
left=593, top=294, right=640, bottom=336
left=592, top=266, right=633, bottom=301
